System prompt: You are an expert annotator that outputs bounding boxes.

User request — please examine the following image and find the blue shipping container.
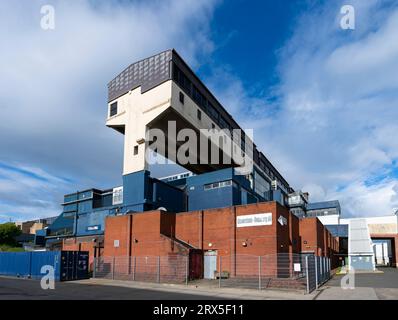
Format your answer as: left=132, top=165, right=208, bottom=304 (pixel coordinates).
left=0, top=251, right=88, bottom=281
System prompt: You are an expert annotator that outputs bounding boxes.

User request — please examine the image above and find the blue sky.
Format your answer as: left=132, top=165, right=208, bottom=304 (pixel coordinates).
left=0, top=0, right=398, bottom=222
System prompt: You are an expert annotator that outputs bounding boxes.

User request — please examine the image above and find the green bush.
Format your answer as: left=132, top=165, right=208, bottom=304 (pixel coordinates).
left=0, top=222, right=22, bottom=246
left=0, top=244, right=24, bottom=252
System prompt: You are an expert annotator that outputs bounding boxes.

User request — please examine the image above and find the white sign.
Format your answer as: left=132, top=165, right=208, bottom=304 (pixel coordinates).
left=278, top=215, right=287, bottom=226
left=112, top=186, right=123, bottom=205
left=237, top=213, right=272, bottom=228
left=294, top=263, right=301, bottom=272
left=114, top=240, right=120, bottom=248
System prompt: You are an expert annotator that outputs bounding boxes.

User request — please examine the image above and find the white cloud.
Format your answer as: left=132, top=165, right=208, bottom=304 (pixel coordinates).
left=328, top=180, right=398, bottom=218
left=205, top=0, right=398, bottom=217
left=2, top=0, right=397, bottom=221
left=0, top=163, right=72, bottom=222
left=0, top=0, right=219, bottom=222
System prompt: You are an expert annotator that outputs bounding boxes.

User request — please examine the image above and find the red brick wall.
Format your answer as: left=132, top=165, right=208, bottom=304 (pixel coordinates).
left=175, top=211, right=202, bottom=248
left=103, top=202, right=299, bottom=259
left=62, top=202, right=342, bottom=275
left=299, top=217, right=341, bottom=268
left=62, top=237, right=97, bottom=270
left=299, top=218, right=326, bottom=256
left=101, top=202, right=301, bottom=277
left=173, top=202, right=291, bottom=258
left=100, top=202, right=349, bottom=277
left=104, top=211, right=189, bottom=258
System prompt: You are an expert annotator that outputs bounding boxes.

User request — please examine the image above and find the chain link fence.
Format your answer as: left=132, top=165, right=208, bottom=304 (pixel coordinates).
left=218, top=253, right=318, bottom=292
left=93, top=253, right=331, bottom=294
left=93, top=255, right=188, bottom=284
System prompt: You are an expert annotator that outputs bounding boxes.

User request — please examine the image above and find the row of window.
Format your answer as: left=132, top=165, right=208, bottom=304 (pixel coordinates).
left=306, top=209, right=338, bottom=217
left=173, top=64, right=236, bottom=135
left=173, top=63, right=289, bottom=190
left=162, top=172, right=194, bottom=182
left=204, top=180, right=233, bottom=191
left=253, top=170, right=271, bottom=200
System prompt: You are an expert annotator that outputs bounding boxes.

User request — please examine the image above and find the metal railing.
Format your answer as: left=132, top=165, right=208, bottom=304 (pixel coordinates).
left=93, top=253, right=331, bottom=294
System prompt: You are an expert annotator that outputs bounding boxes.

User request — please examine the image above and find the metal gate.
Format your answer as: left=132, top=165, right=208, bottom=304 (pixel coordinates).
left=204, top=251, right=217, bottom=279
left=305, top=254, right=317, bottom=293
left=304, top=254, right=331, bottom=293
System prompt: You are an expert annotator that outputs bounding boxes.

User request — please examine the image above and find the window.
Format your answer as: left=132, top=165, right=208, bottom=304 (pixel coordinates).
left=219, top=116, right=230, bottom=130
left=212, top=123, right=216, bottom=129
left=204, top=180, right=232, bottom=190
left=254, top=170, right=271, bottom=200
left=179, top=92, right=184, bottom=104
left=173, top=64, right=192, bottom=94
left=197, top=109, right=202, bottom=120
left=192, top=86, right=205, bottom=109
left=110, top=102, right=118, bottom=117
left=112, top=187, right=123, bottom=205
left=207, top=102, right=219, bottom=121
left=241, top=137, right=245, bottom=153
left=134, top=145, right=139, bottom=155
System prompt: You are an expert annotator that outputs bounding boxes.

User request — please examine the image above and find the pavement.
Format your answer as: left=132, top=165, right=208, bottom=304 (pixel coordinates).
left=0, top=276, right=313, bottom=300
left=75, top=278, right=313, bottom=300
left=315, top=267, right=398, bottom=300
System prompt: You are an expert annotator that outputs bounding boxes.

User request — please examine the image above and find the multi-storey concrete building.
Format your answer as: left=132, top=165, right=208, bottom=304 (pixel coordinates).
left=28, top=49, right=396, bottom=275
left=43, top=49, right=298, bottom=247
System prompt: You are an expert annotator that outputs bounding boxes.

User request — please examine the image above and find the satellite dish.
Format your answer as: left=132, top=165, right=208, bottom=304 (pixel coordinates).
left=157, top=207, right=167, bottom=212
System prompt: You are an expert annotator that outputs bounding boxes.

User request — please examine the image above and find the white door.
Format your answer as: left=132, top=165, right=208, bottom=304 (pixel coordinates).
left=204, top=251, right=217, bottom=279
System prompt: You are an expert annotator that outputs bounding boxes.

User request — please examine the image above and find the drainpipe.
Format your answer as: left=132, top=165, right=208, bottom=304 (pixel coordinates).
left=199, top=210, right=203, bottom=250
left=231, top=206, right=237, bottom=277
left=127, top=214, right=132, bottom=274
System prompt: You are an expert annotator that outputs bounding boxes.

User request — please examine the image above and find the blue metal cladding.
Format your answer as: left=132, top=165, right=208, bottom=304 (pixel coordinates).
left=152, top=179, right=186, bottom=212
left=307, top=200, right=341, bottom=211
left=123, top=170, right=186, bottom=212
left=189, top=185, right=234, bottom=211
left=76, top=209, right=110, bottom=236
left=186, top=168, right=261, bottom=211
left=123, top=170, right=151, bottom=209
left=325, top=224, right=348, bottom=237
left=187, top=168, right=234, bottom=211
left=272, top=190, right=284, bottom=206
left=47, top=212, right=74, bottom=237
left=78, top=200, right=93, bottom=213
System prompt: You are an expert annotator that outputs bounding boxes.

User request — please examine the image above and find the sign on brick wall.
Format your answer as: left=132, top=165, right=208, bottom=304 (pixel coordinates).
left=236, top=213, right=272, bottom=228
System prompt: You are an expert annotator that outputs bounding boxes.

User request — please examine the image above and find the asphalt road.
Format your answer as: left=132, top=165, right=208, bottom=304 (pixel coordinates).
left=316, top=268, right=398, bottom=300
left=327, top=268, right=398, bottom=289
left=0, top=277, right=223, bottom=300
left=1, top=269, right=397, bottom=300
